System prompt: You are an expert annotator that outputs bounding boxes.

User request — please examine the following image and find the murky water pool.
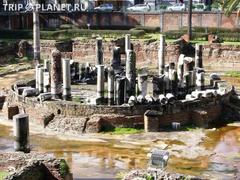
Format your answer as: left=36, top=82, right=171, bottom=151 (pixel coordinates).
left=0, top=124, right=240, bottom=179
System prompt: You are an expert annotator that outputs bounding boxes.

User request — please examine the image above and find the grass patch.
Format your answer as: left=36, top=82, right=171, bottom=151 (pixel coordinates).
left=225, top=71, right=240, bottom=78
left=182, top=124, right=199, bottom=131
left=0, top=171, right=8, bottom=180
left=104, top=127, right=143, bottom=135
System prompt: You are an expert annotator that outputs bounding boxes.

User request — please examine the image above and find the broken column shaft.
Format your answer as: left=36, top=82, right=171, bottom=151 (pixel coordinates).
left=35, top=64, right=41, bottom=90
left=111, top=46, right=121, bottom=69
left=177, top=54, right=185, bottom=88
left=195, top=44, right=203, bottom=69
left=43, top=70, right=50, bottom=93
left=50, top=49, right=62, bottom=99
left=126, top=50, right=136, bottom=98
left=158, top=35, right=165, bottom=75
left=108, top=67, right=115, bottom=105
left=44, top=59, right=50, bottom=72
left=62, top=59, right=71, bottom=101
left=13, top=113, right=30, bottom=153
left=38, top=67, right=44, bottom=93
left=138, top=74, right=148, bottom=98
left=96, top=38, right=103, bottom=65
left=97, top=65, right=105, bottom=103
left=196, top=70, right=205, bottom=90
left=115, top=77, right=126, bottom=105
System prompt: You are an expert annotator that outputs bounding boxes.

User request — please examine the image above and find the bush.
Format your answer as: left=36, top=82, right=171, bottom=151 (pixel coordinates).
left=134, top=26, right=160, bottom=33
left=0, top=28, right=146, bottom=40
left=158, top=4, right=168, bottom=9
left=181, top=26, right=240, bottom=33
left=164, top=29, right=240, bottom=42
left=59, top=24, right=76, bottom=29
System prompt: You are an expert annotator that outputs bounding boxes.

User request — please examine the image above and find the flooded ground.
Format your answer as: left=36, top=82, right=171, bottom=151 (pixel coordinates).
left=0, top=123, right=240, bottom=179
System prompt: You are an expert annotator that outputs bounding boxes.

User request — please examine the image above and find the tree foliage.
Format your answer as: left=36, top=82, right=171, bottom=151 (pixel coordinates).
left=222, top=0, right=240, bottom=15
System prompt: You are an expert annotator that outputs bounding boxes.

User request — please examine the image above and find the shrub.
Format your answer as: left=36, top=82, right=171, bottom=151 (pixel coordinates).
left=165, top=28, right=240, bottom=42
left=158, top=4, right=168, bottom=9
left=0, top=29, right=146, bottom=40
left=134, top=26, right=160, bottom=33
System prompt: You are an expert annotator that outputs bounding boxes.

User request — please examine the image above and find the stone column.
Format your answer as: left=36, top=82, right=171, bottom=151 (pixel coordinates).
left=62, top=59, right=71, bottom=101
left=43, top=70, right=50, bottom=93
left=126, top=50, right=136, bottom=98
left=13, top=113, right=30, bottom=153
left=115, top=77, right=126, bottom=105
left=74, top=62, right=80, bottom=81
left=177, top=54, right=185, bottom=88
left=108, top=67, right=114, bottom=105
left=138, top=74, right=148, bottom=98
left=51, top=49, right=62, bottom=99
left=196, top=69, right=205, bottom=90
left=79, top=63, right=85, bottom=81
left=33, top=1, right=40, bottom=63
left=169, top=63, right=177, bottom=94
left=111, top=46, right=121, bottom=69
left=152, top=75, right=165, bottom=98
left=97, top=65, right=104, bottom=103
left=38, top=67, right=44, bottom=93
left=35, top=64, right=41, bottom=90
left=96, top=38, right=103, bottom=65
left=158, top=35, right=165, bottom=75
left=125, top=34, right=131, bottom=53
left=183, top=57, right=194, bottom=92
left=164, top=65, right=170, bottom=93
left=195, top=44, right=203, bottom=69
left=44, top=59, right=50, bottom=72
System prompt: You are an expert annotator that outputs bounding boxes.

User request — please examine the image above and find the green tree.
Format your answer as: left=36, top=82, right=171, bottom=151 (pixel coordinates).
left=222, top=0, right=240, bottom=15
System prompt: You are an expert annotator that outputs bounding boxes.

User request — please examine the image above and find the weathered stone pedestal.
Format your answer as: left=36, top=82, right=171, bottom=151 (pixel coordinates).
left=13, top=113, right=30, bottom=153
left=4, top=105, right=19, bottom=120
left=144, top=110, right=160, bottom=132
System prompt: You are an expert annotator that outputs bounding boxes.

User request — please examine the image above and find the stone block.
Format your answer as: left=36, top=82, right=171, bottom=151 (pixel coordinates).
left=5, top=105, right=19, bottom=120
left=192, top=109, right=209, bottom=128
left=0, top=95, right=6, bottom=110
left=144, top=110, right=160, bottom=132
left=85, top=117, right=104, bottom=133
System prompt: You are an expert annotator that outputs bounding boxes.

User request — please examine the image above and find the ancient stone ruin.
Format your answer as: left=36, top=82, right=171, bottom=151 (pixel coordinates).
left=4, top=34, right=239, bottom=134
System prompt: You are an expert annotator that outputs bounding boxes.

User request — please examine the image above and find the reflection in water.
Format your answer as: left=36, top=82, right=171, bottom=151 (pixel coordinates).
left=1, top=126, right=148, bottom=178
left=0, top=124, right=240, bottom=178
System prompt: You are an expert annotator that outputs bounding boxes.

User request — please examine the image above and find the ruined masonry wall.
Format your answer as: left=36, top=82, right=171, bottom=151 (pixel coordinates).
left=39, top=40, right=240, bottom=71
left=7, top=90, right=222, bottom=130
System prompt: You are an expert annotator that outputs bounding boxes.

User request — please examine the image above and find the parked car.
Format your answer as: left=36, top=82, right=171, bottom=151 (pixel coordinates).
left=94, top=3, right=114, bottom=12
left=192, top=3, right=207, bottom=11
left=127, top=4, right=151, bottom=12
left=167, top=3, right=186, bottom=11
